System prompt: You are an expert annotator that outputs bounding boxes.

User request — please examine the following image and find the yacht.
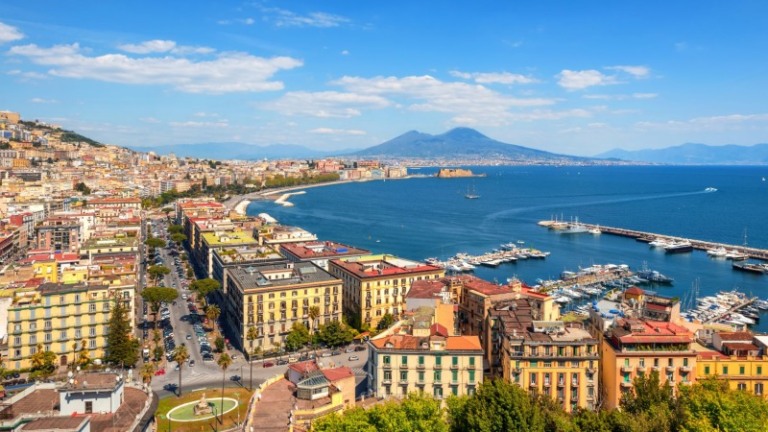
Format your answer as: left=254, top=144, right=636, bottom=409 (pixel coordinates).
left=706, top=247, right=728, bottom=258
left=725, top=250, right=749, bottom=261
left=665, top=241, right=693, bottom=254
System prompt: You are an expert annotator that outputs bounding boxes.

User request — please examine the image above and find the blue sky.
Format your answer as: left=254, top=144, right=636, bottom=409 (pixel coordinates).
left=1, top=1, right=767, bottom=156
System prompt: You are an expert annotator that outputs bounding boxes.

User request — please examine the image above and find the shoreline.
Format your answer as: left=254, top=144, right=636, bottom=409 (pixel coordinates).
left=226, top=175, right=428, bottom=214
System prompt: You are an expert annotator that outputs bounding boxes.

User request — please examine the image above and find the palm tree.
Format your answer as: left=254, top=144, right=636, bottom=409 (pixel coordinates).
left=206, top=304, right=221, bottom=335
left=140, top=362, right=155, bottom=387
left=171, top=345, right=189, bottom=396
left=217, top=352, right=232, bottom=424
left=308, top=306, right=321, bottom=337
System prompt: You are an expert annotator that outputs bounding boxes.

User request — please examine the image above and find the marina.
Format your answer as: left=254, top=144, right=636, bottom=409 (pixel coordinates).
left=424, top=243, right=551, bottom=272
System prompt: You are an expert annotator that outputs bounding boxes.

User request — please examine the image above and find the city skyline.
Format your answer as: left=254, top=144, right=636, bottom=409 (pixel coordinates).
left=2, top=1, right=767, bottom=156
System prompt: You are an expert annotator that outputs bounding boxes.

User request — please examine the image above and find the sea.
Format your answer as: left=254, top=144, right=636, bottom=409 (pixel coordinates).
left=247, top=165, right=768, bottom=331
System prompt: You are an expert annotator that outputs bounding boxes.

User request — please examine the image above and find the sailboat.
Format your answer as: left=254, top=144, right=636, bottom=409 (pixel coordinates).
left=465, top=183, right=480, bottom=199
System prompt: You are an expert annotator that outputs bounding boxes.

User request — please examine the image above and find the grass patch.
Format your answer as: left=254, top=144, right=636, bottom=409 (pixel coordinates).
left=155, top=387, right=254, bottom=432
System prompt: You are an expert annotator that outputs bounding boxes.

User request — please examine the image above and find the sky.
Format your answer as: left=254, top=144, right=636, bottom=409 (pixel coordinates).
left=1, top=1, right=767, bottom=156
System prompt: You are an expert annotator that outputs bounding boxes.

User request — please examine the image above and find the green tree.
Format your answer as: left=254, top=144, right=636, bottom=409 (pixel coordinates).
left=172, top=345, right=189, bottom=396
left=140, top=362, right=155, bottom=386
left=206, top=304, right=221, bottom=334
left=215, top=335, right=225, bottom=353
left=153, top=345, right=164, bottom=362
left=315, top=320, right=354, bottom=348
left=74, top=182, right=91, bottom=195
left=190, top=278, right=221, bottom=301
left=170, top=232, right=187, bottom=245
left=377, top=312, right=395, bottom=331
left=29, top=344, right=56, bottom=379
left=308, top=306, right=321, bottom=337
left=314, top=392, right=447, bottom=432
left=144, top=236, right=165, bottom=252
left=447, top=379, right=546, bottom=432
left=677, top=378, right=768, bottom=432
left=620, top=370, right=675, bottom=415
left=147, top=264, right=171, bottom=284
left=168, top=224, right=184, bottom=235
left=141, top=287, right=179, bottom=325
left=104, top=298, right=140, bottom=366
left=217, top=352, right=232, bottom=424
left=284, top=322, right=311, bottom=352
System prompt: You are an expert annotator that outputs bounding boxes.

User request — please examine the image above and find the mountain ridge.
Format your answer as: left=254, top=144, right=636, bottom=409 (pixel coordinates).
left=597, top=142, right=768, bottom=164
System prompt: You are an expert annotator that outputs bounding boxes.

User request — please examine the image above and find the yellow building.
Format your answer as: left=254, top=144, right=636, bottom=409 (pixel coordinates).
left=32, top=260, right=58, bottom=283
left=223, top=260, right=342, bottom=354
left=7, top=282, right=136, bottom=370
left=368, top=307, right=483, bottom=399
left=199, top=229, right=259, bottom=277
left=696, top=332, right=768, bottom=397
left=601, top=318, right=696, bottom=410
left=489, top=298, right=599, bottom=412
left=328, top=254, right=444, bottom=330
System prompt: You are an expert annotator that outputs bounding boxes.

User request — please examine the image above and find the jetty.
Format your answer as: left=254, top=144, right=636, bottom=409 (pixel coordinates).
left=540, top=220, right=768, bottom=261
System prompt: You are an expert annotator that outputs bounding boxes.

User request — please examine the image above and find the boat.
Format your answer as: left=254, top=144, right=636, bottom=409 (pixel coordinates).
left=732, top=261, right=766, bottom=274
left=560, top=218, right=589, bottom=234
left=665, top=241, right=693, bottom=254
left=589, top=225, right=602, bottom=235
left=706, top=247, right=728, bottom=258
left=649, top=238, right=671, bottom=248
left=464, top=184, right=480, bottom=199
left=704, top=187, right=717, bottom=192
left=635, top=266, right=674, bottom=284
left=725, top=250, right=749, bottom=261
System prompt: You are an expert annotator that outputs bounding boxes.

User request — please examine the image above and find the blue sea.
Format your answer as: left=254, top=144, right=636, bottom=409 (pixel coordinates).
left=247, top=166, right=768, bottom=330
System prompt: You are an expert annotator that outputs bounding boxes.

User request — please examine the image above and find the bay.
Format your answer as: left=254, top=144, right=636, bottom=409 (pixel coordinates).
left=247, top=166, right=768, bottom=330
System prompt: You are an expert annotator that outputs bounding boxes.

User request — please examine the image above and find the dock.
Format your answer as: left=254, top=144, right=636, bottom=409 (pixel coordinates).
left=548, top=221, right=768, bottom=261
left=702, top=296, right=757, bottom=325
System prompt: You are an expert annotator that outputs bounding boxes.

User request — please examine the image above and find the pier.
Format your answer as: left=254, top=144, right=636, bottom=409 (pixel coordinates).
left=701, top=296, right=757, bottom=325
left=550, top=221, right=768, bottom=261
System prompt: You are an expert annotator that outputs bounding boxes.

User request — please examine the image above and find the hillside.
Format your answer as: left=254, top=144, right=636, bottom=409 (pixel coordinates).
left=126, top=142, right=327, bottom=160
left=597, top=143, right=768, bottom=164
left=355, top=127, right=589, bottom=162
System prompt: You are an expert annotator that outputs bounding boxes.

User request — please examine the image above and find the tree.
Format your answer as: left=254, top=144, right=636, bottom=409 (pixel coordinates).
left=620, top=370, right=675, bottom=415
left=284, top=322, right=311, bottom=352
left=77, top=339, right=91, bottom=368
left=447, top=379, right=546, bottom=432
left=170, top=232, right=187, bottom=245
left=29, top=344, right=56, bottom=379
left=172, top=345, right=189, bottom=396
left=308, top=306, right=321, bottom=336
left=141, top=286, right=178, bottom=326
left=147, top=265, right=171, bottom=284
left=153, top=345, right=164, bottom=362
left=140, top=362, right=155, bottom=386
left=377, top=312, right=395, bottom=331
left=104, top=298, right=140, bottom=367
left=168, top=224, right=184, bottom=235
left=246, top=325, right=258, bottom=354
left=677, top=378, right=768, bottom=432
left=315, top=320, right=354, bottom=348
left=144, top=236, right=165, bottom=253
left=215, top=335, right=226, bottom=353
left=74, top=182, right=91, bottom=195
left=217, top=352, right=232, bottom=424
left=190, top=278, right=221, bottom=301
left=206, top=304, right=221, bottom=334
left=314, top=392, right=447, bottom=432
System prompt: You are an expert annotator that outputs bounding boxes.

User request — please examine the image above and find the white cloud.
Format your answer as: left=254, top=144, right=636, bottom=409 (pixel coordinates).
left=606, top=65, right=650, bottom=78
left=263, top=91, right=391, bottom=118
left=9, top=43, right=302, bottom=93
left=169, top=120, right=229, bottom=128
left=309, top=128, right=366, bottom=135
left=341, top=50, right=350, bottom=56
left=139, top=117, right=161, bottom=124
left=193, top=112, right=220, bottom=118
left=30, top=97, right=57, bottom=104
left=635, top=113, right=768, bottom=132
left=0, top=22, right=24, bottom=43
left=243, top=18, right=255, bottom=25
left=583, top=93, right=658, bottom=100
left=557, top=69, right=616, bottom=90
left=449, top=71, right=538, bottom=85
left=118, top=40, right=176, bottom=54
left=332, top=74, right=555, bottom=126
left=259, top=6, right=350, bottom=28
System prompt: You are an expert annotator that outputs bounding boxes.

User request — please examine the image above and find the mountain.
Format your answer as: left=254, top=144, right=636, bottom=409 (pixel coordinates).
left=126, top=142, right=327, bottom=160
left=355, top=127, right=588, bottom=161
left=597, top=143, right=768, bottom=164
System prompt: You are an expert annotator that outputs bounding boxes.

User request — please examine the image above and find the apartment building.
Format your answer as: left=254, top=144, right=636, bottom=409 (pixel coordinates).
left=7, top=282, right=135, bottom=370
left=696, top=332, right=768, bottom=398
left=223, top=260, right=342, bottom=353
left=489, top=298, right=599, bottom=412
left=280, top=241, right=370, bottom=271
left=328, top=254, right=444, bottom=330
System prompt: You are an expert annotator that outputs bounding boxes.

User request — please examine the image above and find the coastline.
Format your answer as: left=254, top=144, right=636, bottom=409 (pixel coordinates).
left=225, top=174, right=428, bottom=214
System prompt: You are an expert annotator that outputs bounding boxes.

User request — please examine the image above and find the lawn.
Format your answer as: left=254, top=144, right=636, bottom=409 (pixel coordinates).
left=156, top=387, right=254, bottom=432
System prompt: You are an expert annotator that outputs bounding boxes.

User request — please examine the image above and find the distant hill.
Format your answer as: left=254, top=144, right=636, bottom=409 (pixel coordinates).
left=355, top=127, right=589, bottom=162
left=126, top=142, right=327, bottom=160
left=597, top=143, right=768, bottom=165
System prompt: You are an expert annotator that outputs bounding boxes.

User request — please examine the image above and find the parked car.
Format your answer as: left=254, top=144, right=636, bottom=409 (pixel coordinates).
left=348, top=355, right=359, bottom=361
left=263, top=361, right=275, bottom=368
left=189, top=360, right=195, bottom=367
left=354, top=345, right=366, bottom=352
left=321, top=352, right=332, bottom=358
left=331, top=350, right=341, bottom=356
left=276, top=359, right=288, bottom=365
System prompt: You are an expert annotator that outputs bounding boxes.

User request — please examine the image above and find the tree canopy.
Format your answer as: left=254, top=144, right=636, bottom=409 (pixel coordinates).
left=377, top=313, right=396, bottom=331
left=147, top=264, right=171, bottom=282
left=285, top=322, right=311, bottom=352
left=104, top=298, right=140, bottom=366
left=190, top=278, right=221, bottom=298
left=315, top=320, right=354, bottom=348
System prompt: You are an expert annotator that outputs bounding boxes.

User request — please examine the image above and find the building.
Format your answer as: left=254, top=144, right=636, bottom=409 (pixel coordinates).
left=601, top=318, right=696, bottom=409
left=34, top=217, right=81, bottom=253
left=368, top=307, right=483, bottom=399
left=489, top=298, right=599, bottom=412
left=7, top=282, right=135, bottom=370
left=222, top=260, right=342, bottom=353
left=328, top=254, right=444, bottom=329
left=58, top=373, right=125, bottom=415
left=695, top=332, right=768, bottom=398
left=280, top=241, right=370, bottom=271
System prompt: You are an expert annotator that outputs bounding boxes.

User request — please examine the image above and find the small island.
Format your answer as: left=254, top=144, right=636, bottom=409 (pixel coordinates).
left=436, top=168, right=485, bottom=178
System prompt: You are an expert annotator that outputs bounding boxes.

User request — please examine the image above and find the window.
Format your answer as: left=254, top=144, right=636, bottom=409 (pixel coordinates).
left=85, top=402, right=93, bottom=414
left=383, top=356, right=390, bottom=365
left=401, top=355, right=407, bottom=365
left=530, top=373, right=537, bottom=385
left=469, top=370, right=476, bottom=384
left=435, top=356, right=442, bottom=366
left=452, top=370, right=458, bottom=383
left=434, top=370, right=441, bottom=383
left=469, top=357, right=475, bottom=366
left=434, top=386, right=443, bottom=398
left=418, top=371, right=425, bottom=382
left=89, top=339, right=96, bottom=349
left=418, top=356, right=424, bottom=365
left=624, top=358, right=630, bottom=367
left=705, top=366, right=710, bottom=375
left=756, top=383, right=764, bottom=395
left=723, top=366, right=729, bottom=375
left=668, top=358, right=673, bottom=367
left=758, top=366, right=762, bottom=375
left=740, top=366, right=746, bottom=375
left=400, top=371, right=408, bottom=381
left=383, top=371, right=391, bottom=381
left=683, top=358, right=688, bottom=367
left=452, top=356, right=458, bottom=366
left=737, top=383, right=747, bottom=391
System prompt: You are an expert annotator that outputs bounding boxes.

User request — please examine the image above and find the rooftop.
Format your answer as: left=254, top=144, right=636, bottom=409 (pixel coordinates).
left=229, top=261, right=339, bottom=291
left=331, top=254, right=442, bottom=279
left=280, top=241, right=370, bottom=260
left=20, top=417, right=90, bottom=431
left=201, top=229, right=258, bottom=247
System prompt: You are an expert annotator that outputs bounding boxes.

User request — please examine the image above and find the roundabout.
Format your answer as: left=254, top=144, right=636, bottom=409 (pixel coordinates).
left=167, top=396, right=239, bottom=422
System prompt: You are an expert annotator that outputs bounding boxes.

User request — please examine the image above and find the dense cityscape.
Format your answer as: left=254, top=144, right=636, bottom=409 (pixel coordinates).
left=0, top=111, right=767, bottom=432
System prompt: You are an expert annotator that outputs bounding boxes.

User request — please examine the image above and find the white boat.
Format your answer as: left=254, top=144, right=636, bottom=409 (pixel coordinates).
left=649, top=238, right=671, bottom=248
left=725, top=250, right=749, bottom=261
left=589, top=225, right=602, bottom=235
left=706, top=247, right=728, bottom=258
left=704, top=187, right=717, bottom=192
left=560, top=218, right=589, bottom=234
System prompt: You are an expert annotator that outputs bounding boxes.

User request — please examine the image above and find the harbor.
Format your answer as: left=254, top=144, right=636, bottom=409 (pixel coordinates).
left=424, top=242, right=550, bottom=272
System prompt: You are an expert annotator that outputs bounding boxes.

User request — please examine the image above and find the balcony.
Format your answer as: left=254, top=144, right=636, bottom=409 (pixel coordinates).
left=652, top=366, right=661, bottom=372
left=416, top=364, right=426, bottom=370
left=434, top=364, right=442, bottom=370
left=529, top=382, right=538, bottom=388
left=465, top=363, right=476, bottom=370
left=543, top=381, right=551, bottom=388
left=586, top=381, right=595, bottom=387
left=450, top=364, right=459, bottom=370
left=400, top=364, right=409, bottom=370
left=666, top=365, right=675, bottom=373
left=571, top=380, right=579, bottom=387
left=620, top=381, right=633, bottom=388
left=383, top=363, right=392, bottom=370
left=382, top=378, right=391, bottom=384
left=679, top=365, right=691, bottom=373
left=512, top=368, right=521, bottom=375
left=636, top=365, right=646, bottom=373
left=557, top=381, right=565, bottom=388
left=621, top=365, right=633, bottom=373
left=586, top=367, right=596, bottom=374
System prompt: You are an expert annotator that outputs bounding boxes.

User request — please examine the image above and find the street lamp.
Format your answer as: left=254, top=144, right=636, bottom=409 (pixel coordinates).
left=211, top=403, right=219, bottom=431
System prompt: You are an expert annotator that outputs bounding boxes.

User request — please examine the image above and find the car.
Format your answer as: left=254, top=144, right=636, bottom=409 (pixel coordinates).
left=276, top=359, right=288, bottom=365
left=348, top=355, right=359, bottom=361
left=203, top=354, right=215, bottom=362
left=354, top=345, right=366, bottom=352
left=231, top=354, right=238, bottom=360
left=321, top=352, right=332, bottom=358
left=189, top=360, right=195, bottom=367
left=154, top=368, right=166, bottom=376
left=345, top=347, right=355, bottom=353
left=262, top=361, right=274, bottom=368
left=230, top=375, right=241, bottom=381
left=174, top=363, right=180, bottom=371
left=186, top=334, right=192, bottom=340
left=331, top=350, right=341, bottom=356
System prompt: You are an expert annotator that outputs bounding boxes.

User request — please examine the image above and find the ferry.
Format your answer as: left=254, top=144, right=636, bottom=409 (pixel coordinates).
left=665, top=241, right=693, bottom=254
left=732, top=261, right=766, bottom=274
